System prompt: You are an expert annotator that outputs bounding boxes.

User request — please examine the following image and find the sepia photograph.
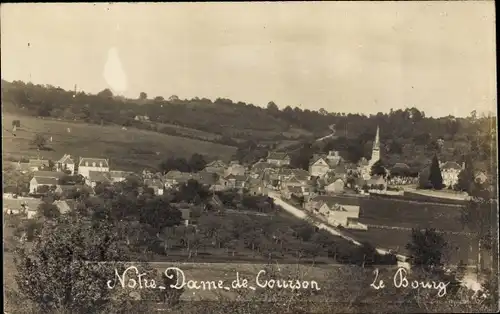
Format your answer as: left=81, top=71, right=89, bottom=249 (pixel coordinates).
left=1, top=2, right=498, bottom=313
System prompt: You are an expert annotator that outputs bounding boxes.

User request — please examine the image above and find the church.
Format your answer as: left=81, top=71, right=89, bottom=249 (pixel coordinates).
left=360, top=126, right=381, bottom=180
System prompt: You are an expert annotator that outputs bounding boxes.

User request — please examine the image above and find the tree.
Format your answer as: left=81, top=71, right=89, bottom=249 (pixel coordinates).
left=154, top=96, right=165, bottom=102
left=266, top=101, right=279, bottom=111
left=370, top=160, right=386, bottom=177
left=13, top=214, right=158, bottom=313
left=97, top=88, right=113, bottom=98
left=428, top=155, right=444, bottom=190
left=37, top=202, right=60, bottom=219
left=188, top=153, right=207, bottom=172
left=455, top=155, right=474, bottom=193
left=31, top=134, right=47, bottom=150
left=460, top=197, right=495, bottom=273
left=139, top=92, right=148, bottom=100
left=290, top=142, right=313, bottom=170
left=405, top=228, right=448, bottom=270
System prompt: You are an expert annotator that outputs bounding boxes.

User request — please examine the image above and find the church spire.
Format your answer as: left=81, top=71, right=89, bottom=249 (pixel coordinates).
left=373, top=125, right=380, bottom=150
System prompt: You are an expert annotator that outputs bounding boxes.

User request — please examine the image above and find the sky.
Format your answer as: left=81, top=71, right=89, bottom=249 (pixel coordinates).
left=1, top=2, right=496, bottom=118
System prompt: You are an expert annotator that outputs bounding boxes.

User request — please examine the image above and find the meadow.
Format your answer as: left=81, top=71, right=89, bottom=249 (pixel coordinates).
left=2, top=113, right=238, bottom=172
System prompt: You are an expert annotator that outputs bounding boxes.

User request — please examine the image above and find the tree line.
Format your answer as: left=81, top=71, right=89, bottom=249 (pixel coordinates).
left=3, top=80, right=495, bottom=172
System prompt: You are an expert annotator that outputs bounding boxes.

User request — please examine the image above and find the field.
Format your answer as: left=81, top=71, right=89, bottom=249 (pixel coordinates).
left=358, top=197, right=466, bottom=232
left=344, top=227, right=479, bottom=266
left=2, top=113, right=238, bottom=172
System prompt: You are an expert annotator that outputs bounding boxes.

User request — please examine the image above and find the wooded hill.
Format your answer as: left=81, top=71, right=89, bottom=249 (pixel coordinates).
left=2, top=80, right=496, bottom=172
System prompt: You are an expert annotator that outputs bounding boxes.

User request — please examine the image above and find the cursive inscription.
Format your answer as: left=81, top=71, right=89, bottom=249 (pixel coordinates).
left=108, top=266, right=321, bottom=292
left=370, top=267, right=450, bottom=297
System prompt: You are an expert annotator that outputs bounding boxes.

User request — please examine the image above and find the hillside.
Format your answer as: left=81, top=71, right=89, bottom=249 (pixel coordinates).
left=2, top=113, right=237, bottom=172
left=1, top=79, right=496, bottom=172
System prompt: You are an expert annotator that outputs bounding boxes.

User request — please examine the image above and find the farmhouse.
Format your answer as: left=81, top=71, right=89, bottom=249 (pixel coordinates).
left=266, top=152, right=291, bottom=166
left=78, top=157, right=110, bottom=178
left=56, top=154, right=75, bottom=174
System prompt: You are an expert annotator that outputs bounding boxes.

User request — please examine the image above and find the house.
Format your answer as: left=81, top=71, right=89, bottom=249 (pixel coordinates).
left=366, top=175, right=387, bottom=190
left=109, top=170, right=131, bottom=183
left=164, top=171, right=193, bottom=188
left=144, top=179, right=164, bottom=195
left=78, top=157, right=110, bottom=178
left=305, top=195, right=360, bottom=227
left=55, top=184, right=88, bottom=197
left=224, top=161, right=246, bottom=177
left=171, top=204, right=195, bottom=226
left=192, top=171, right=218, bottom=187
left=309, top=151, right=342, bottom=178
left=282, top=186, right=303, bottom=200
left=33, top=171, right=66, bottom=179
left=390, top=163, right=411, bottom=177
left=325, top=150, right=342, bottom=166
left=134, top=115, right=150, bottom=121
left=28, top=159, right=50, bottom=171
left=29, top=171, right=65, bottom=193
left=218, top=174, right=248, bottom=190
left=475, top=171, right=488, bottom=184
left=8, top=161, right=32, bottom=174
left=440, top=161, right=464, bottom=188
left=309, top=156, right=330, bottom=177
left=56, top=154, right=75, bottom=174
left=203, top=160, right=227, bottom=175
left=266, top=152, right=291, bottom=166
left=53, top=200, right=73, bottom=214
left=86, top=171, right=112, bottom=188
left=251, top=160, right=278, bottom=174
left=3, top=197, right=42, bottom=217
left=325, top=177, right=345, bottom=194
left=29, top=177, right=59, bottom=194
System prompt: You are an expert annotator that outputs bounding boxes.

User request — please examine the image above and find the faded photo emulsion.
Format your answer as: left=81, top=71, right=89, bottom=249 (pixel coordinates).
left=2, top=2, right=498, bottom=313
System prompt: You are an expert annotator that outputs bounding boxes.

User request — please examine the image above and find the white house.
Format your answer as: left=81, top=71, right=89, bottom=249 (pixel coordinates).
left=440, top=161, right=464, bottom=188
left=309, top=156, right=330, bottom=177
left=325, top=178, right=345, bottom=194
left=29, top=171, right=65, bottom=194
left=78, top=157, right=110, bottom=179
left=56, top=154, right=75, bottom=174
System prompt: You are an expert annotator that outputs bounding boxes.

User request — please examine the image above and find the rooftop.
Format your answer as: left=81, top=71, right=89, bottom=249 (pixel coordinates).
left=79, top=157, right=109, bottom=168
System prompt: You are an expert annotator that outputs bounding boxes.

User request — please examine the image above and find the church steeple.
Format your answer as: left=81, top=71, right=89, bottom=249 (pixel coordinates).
left=373, top=125, right=380, bottom=151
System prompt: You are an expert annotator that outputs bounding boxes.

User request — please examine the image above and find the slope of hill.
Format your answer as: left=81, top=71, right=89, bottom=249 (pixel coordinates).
left=2, top=113, right=237, bottom=172
left=1, top=79, right=496, bottom=172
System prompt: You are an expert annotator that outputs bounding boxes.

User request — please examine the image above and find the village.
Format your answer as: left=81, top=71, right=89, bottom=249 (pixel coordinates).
left=4, top=125, right=488, bottom=231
